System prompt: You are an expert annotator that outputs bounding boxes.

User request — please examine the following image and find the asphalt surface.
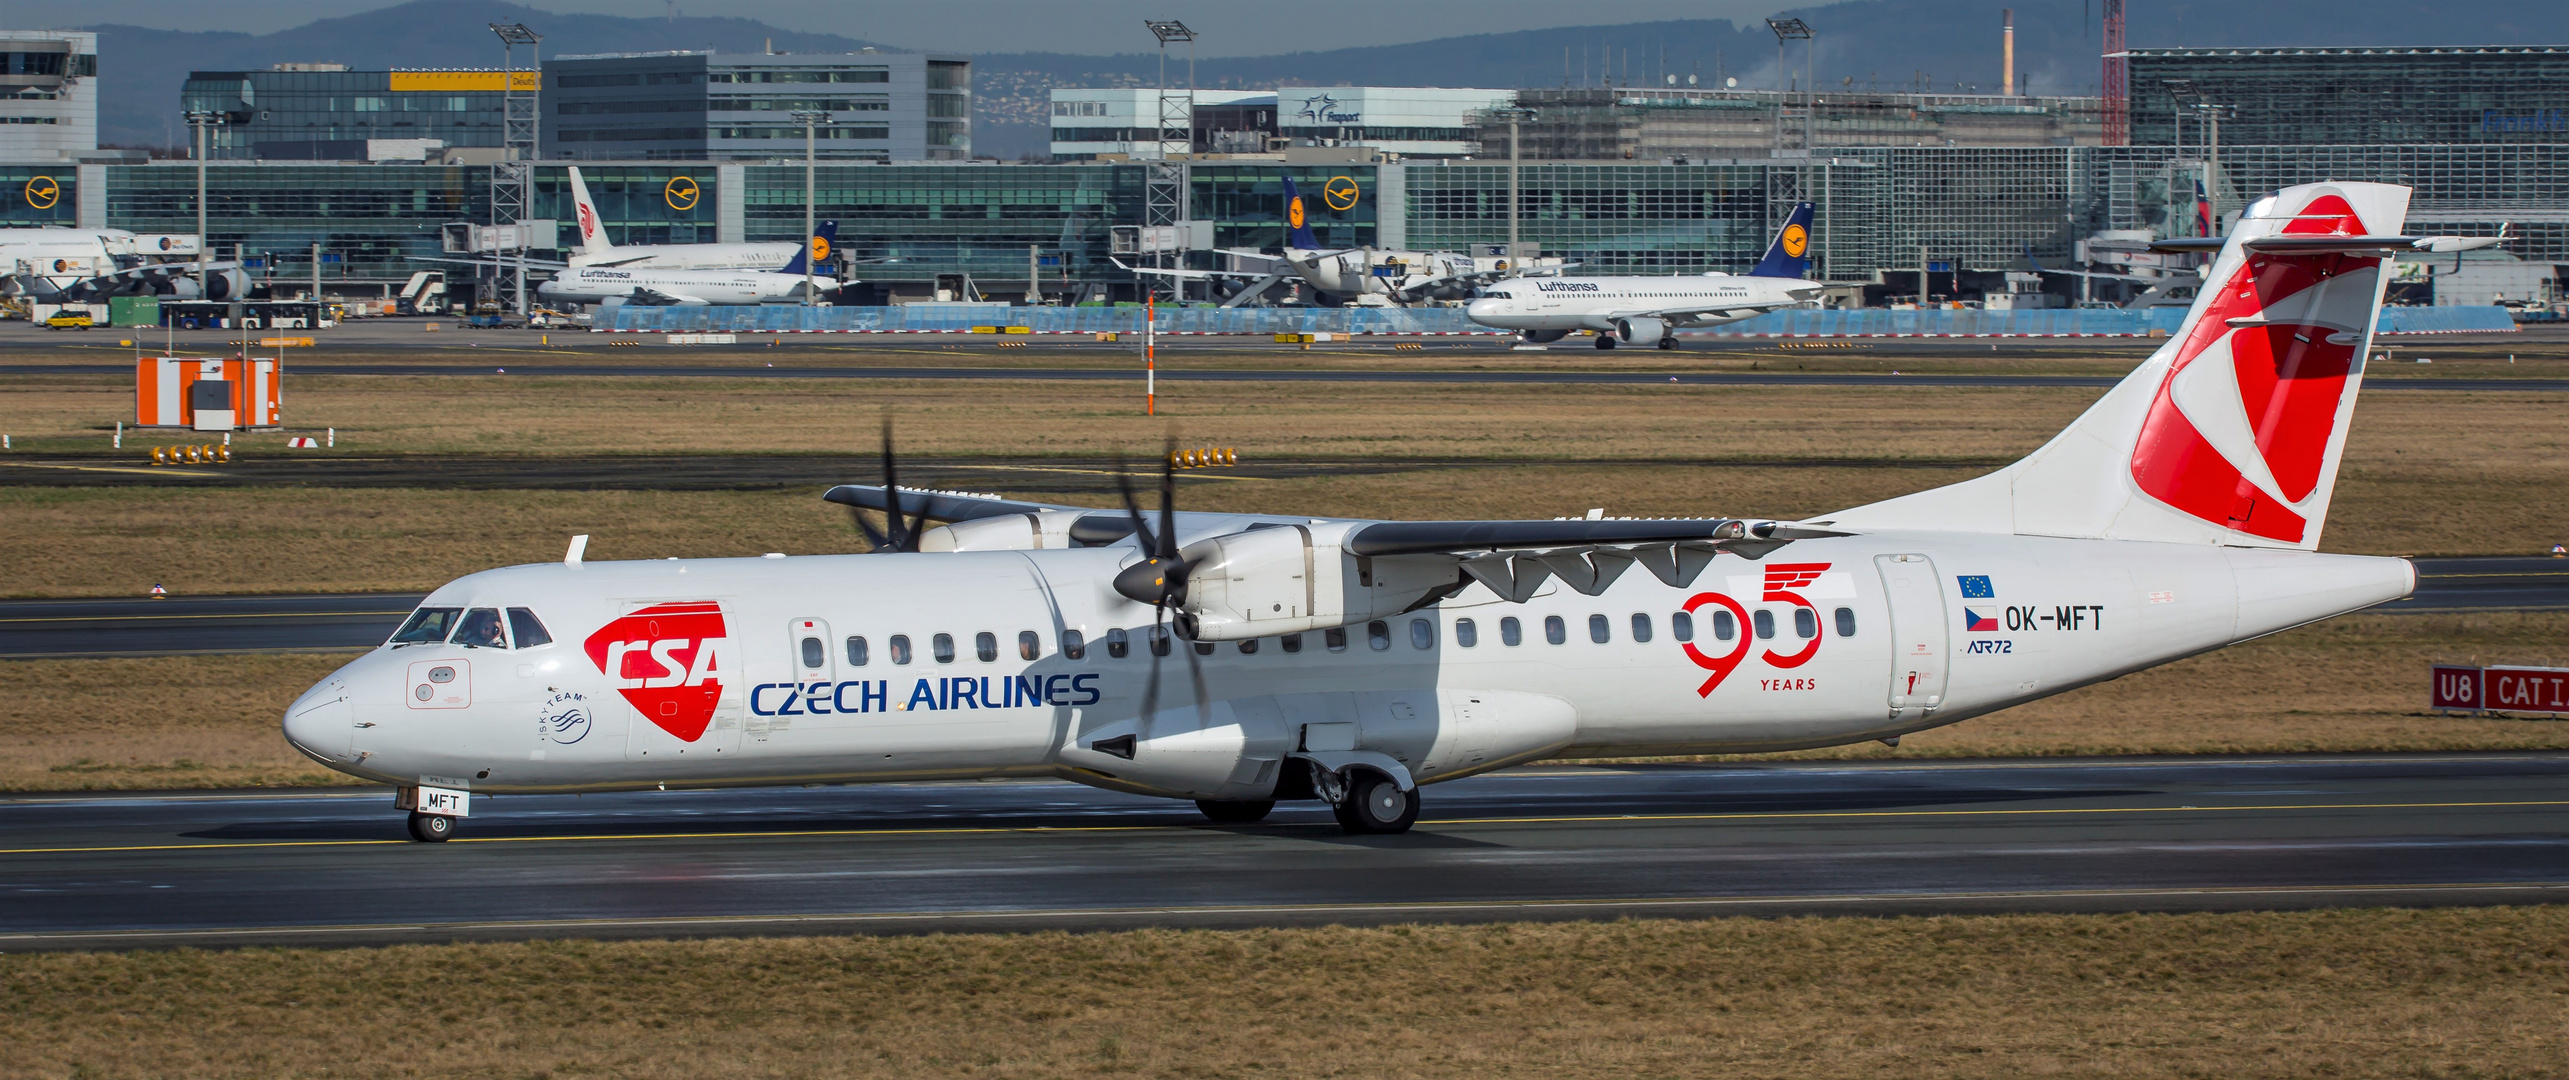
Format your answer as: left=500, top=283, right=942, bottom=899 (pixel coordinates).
left=0, top=754, right=2560, bottom=950
left=7, top=359, right=2566, bottom=391
left=0, top=557, right=2554, bottom=660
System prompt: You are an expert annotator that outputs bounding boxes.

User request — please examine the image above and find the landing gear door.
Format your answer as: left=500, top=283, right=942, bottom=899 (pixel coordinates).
left=1875, top=553, right=1948, bottom=714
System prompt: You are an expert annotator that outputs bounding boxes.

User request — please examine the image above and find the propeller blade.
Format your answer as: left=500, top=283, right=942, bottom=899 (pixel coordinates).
left=1182, top=628, right=1211, bottom=726
left=848, top=504, right=891, bottom=552
left=879, top=414, right=908, bottom=551
left=1157, top=437, right=1179, bottom=560
left=1113, top=458, right=1156, bottom=554
left=1136, top=614, right=1166, bottom=726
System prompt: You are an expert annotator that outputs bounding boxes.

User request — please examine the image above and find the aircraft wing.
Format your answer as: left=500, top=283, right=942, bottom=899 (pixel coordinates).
left=428, top=255, right=571, bottom=270
left=1109, top=257, right=1279, bottom=282
left=629, top=286, right=707, bottom=306
left=1594, top=292, right=1823, bottom=326
left=823, top=485, right=1069, bottom=522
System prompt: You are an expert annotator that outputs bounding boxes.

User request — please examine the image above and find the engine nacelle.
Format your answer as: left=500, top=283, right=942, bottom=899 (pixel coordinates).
left=201, top=268, right=248, bottom=302
left=1178, top=522, right=1461, bottom=641
left=1616, top=317, right=1668, bottom=346
left=916, top=509, right=1086, bottom=552
left=1517, top=328, right=1569, bottom=344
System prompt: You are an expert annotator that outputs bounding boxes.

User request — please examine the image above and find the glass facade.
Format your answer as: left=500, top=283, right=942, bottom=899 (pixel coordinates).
left=180, top=70, right=517, bottom=158
left=1406, top=163, right=1784, bottom=274
left=2127, top=48, right=2569, bottom=147
left=531, top=167, right=716, bottom=245
left=105, top=163, right=486, bottom=282
left=1191, top=166, right=1376, bottom=252
left=0, top=166, right=75, bottom=225
left=743, top=164, right=1138, bottom=279
left=545, top=53, right=967, bottom=162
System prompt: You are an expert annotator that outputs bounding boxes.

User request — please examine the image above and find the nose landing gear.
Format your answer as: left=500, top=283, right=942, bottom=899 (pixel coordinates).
left=406, top=811, right=457, bottom=842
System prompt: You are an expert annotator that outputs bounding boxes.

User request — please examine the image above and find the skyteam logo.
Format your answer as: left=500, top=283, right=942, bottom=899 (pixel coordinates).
left=538, top=689, right=593, bottom=745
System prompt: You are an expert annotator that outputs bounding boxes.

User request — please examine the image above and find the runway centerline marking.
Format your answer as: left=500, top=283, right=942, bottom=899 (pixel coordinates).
left=4, top=798, right=2561, bottom=856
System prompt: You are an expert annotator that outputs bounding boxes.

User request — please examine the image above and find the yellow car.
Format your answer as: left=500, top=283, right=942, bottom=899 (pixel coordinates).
left=43, top=311, right=92, bottom=329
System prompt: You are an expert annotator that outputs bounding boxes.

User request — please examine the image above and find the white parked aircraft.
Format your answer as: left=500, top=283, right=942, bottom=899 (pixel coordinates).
left=1463, top=202, right=1822, bottom=348
left=537, top=222, right=839, bottom=306
left=562, top=167, right=811, bottom=271
left=1117, top=175, right=1571, bottom=306
left=0, top=228, right=245, bottom=303
left=293, top=181, right=2422, bottom=841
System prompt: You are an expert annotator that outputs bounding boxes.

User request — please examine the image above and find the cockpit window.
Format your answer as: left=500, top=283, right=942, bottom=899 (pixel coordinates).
left=389, top=607, right=462, bottom=645
left=507, top=607, right=553, bottom=648
left=452, top=608, right=508, bottom=649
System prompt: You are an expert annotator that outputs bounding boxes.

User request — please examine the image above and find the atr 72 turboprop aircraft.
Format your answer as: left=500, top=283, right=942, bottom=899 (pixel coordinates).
left=537, top=222, right=840, bottom=307
left=1464, top=202, right=1824, bottom=348
left=294, top=181, right=2429, bottom=842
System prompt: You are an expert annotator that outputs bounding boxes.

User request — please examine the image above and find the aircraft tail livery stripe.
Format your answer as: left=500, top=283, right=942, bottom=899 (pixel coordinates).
left=566, top=167, right=613, bottom=257
left=1826, top=181, right=2408, bottom=551
left=1749, top=202, right=1815, bottom=279
left=778, top=220, right=839, bottom=277
left=1282, top=176, right=1320, bottom=251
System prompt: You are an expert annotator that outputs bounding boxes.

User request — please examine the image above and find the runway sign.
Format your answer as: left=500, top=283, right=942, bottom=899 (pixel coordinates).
left=2433, top=664, right=2569, bottom=716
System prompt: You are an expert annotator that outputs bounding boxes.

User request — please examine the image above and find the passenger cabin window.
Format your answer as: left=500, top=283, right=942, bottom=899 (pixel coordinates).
left=1018, top=630, right=1040, bottom=661
left=1753, top=611, right=1776, bottom=640
left=800, top=636, right=825, bottom=668
left=1589, top=614, right=1611, bottom=644
left=1367, top=621, right=1392, bottom=651
left=889, top=634, right=914, bottom=664
left=453, top=608, right=508, bottom=649
left=1062, top=629, right=1087, bottom=660
left=975, top=631, right=998, bottom=662
left=1631, top=613, right=1653, bottom=643
left=1410, top=618, right=1435, bottom=650
left=1712, top=610, right=1736, bottom=641
left=1835, top=607, right=1858, bottom=637
left=1280, top=633, right=1303, bottom=653
left=1501, top=616, right=1522, bottom=646
left=1454, top=618, right=1478, bottom=648
left=391, top=607, right=462, bottom=645
left=934, top=633, right=958, bottom=663
left=1325, top=627, right=1348, bottom=652
left=506, top=608, right=553, bottom=648
left=1795, top=608, right=1819, bottom=639
left=846, top=636, right=870, bottom=666
left=1104, top=627, right=1129, bottom=659
left=1544, top=615, right=1566, bottom=645
left=1670, top=611, right=1693, bottom=642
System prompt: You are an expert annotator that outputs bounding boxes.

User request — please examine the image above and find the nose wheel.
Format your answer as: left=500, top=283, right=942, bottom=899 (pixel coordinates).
left=406, top=811, right=457, bottom=842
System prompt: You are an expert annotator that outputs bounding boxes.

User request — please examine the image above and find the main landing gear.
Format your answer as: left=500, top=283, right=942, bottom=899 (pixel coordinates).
left=406, top=811, right=456, bottom=842
left=1331, top=771, right=1420, bottom=834
left=1195, top=799, right=1276, bottom=824
left=1656, top=336, right=1681, bottom=350
left=1592, top=333, right=1617, bottom=350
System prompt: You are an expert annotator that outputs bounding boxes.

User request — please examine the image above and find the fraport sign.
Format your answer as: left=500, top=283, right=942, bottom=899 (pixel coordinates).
left=2481, top=109, right=2569, bottom=135
left=2431, top=663, right=2569, bottom=717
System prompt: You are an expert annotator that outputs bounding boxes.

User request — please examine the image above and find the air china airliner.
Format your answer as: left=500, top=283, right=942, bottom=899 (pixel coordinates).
left=294, top=183, right=2435, bottom=841
left=1464, top=202, right=1824, bottom=347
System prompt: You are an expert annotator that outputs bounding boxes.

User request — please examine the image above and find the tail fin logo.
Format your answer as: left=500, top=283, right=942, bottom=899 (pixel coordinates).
left=1288, top=196, right=1306, bottom=230
left=576, top=201, right=597, bottom=241
left=809, top=235, right=830, bottom=262
left=2128, top=192, right=2380, bottom=543
left=1781, top=223, right=1809, bottom=258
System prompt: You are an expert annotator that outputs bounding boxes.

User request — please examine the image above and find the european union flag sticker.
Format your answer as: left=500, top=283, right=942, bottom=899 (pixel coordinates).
left=1957, top=575, right=1994, bottom=599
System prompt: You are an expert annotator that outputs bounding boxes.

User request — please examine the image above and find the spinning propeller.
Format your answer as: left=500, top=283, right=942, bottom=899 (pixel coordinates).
left=1111, top=440, right=1210, bottom=724
left=850, top=415, right=931, bottom=553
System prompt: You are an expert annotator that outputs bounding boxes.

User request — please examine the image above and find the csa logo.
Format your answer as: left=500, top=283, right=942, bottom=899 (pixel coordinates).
left=583, top=601, right=730, bottom=741
left=1682, top=562, right=1834, bottom=695
left=1780, top=222, right=1808, bottom=258
left=539, top=689, right=593, bottom=745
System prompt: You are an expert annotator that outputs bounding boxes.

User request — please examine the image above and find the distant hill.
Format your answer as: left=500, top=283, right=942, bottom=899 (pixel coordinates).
left=78, top=0, right=2569, bottom=157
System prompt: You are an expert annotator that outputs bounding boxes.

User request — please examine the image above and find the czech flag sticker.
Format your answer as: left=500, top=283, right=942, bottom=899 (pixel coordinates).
left=1964, top=608, right=2000, bottom=632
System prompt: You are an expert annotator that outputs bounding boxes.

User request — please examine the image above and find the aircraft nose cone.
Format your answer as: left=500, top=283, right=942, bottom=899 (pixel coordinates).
left=281, top=681, right=350, bottom=762
left=1466, top=297, right=1506, bottom=319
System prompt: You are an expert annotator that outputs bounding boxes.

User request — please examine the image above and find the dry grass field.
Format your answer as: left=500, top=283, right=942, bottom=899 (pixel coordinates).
left=5, top=612, right=2561, bottom=792
left=9, top=907, right=2566, bottom=1079
left=0, top=377, right=2562, bottom=599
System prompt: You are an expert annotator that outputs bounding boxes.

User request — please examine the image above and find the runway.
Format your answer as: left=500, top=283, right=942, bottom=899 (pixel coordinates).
left=0, top=754, right=2561, bottom=950
left=0, top=557, right=2554, bottom=659
left=6, top=359, right=2565, bottom=391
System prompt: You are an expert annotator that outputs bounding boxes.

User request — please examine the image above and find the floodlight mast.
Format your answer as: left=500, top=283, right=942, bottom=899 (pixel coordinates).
left=1489, top=107, right=1538, bottom=259
left=792, top=109, right=831, bottom=306
left=491, top=22, right=541, bottom=317
left=185, top=108, right=221, bottom=287
left=1766, top=17, right=1813, bottom=155
left=1141, top=19, right=1195, bottom=304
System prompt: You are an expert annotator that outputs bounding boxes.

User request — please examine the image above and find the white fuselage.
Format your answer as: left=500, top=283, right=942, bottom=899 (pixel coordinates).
left=284, top=533, right=2409, bottom=801
left=568, top=242, right=805, bottom=272
left=1465, top=274, right=1815, bottom=332
left=538, top=266, right=829, bottom=306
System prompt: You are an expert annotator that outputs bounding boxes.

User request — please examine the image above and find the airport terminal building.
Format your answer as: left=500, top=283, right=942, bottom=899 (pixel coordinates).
left=34, top=41, right=2569, bottom=303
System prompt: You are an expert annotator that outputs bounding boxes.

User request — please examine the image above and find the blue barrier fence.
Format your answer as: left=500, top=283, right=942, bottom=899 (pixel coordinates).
left=608, top=303, right=2516, bottom=336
